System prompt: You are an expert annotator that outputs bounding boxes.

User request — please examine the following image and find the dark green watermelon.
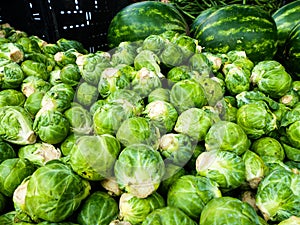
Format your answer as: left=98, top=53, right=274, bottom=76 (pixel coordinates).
left=107, top=1, right=189, bottom=49
left=192, top=4, right=278, bottom=62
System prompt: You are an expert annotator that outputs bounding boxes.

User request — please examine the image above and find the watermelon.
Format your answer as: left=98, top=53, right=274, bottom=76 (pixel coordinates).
left=283, top=22, right=300, bottom=77
left=192, top=4, right=278, bottom=63
left=272, top=0, right=300, bottom=56
left=107, top=1, right=189, bottom=49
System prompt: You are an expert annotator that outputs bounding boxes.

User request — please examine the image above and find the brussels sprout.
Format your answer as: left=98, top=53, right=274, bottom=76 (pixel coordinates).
left=59, top=64, right=81, bottom=87
left=21, top=60, right=49, bottom=81
left=196, top=150, right=246, bottom=191
left=134, top=50, right=163, bottom=77
left=37, top=222, right=79, bottom=225
left=174, top=108, right=213, bottom=142
left=21, top=76, right=52, bottom=97
left=60, top=133, right=76, bottom=156
left=75, top=82, right=98, bottom=108
left=148, top=88, right=170, bottom=103
left=202, top=52, right=223, bottom=73
left=89, top=99, right=107, bottom=116
left=93, top=102, right=134, bottom=136
left=116, top=117, right=160, bottom=150
left=143, top=100, right=178, bottom=134
left=101, top=176, right=123, bottom=196
left=256, top=169, right=300, bottom=222
left=205, top=121, right=250, bottom=155
left=110, top=220, right=132, bottom=225
left=26, top=52, right=56, bottom=73
left=280, top=103, right=300, bottom=127
left=0, top=89, right=26, bottom=107
left=242, top=150, right=267, bottom=189
left=0, top=42, right=24, bottom=63
left=251, top=137, right=285, bottom=161
left=167, top=175, right=221, bottom=221
left=64, top=103, right=93, bottom=135
left=98, top=66, right=131, bottom=98
left=41, top=83, right=75, bottom=112
left=0, top=158, right=35, bottom=197
left=251, top=60, right=292, bottom=98
left=160, top=42, right=184, bottom=68
left=166, top=65, right=195, bottom=85
left=49, top=69, right=62, bottom=86
left=41, top=43, right=61, bottom=55
left=119, top=192, right=165, bottom=225
left=54, top=49, right=81, bottom=67
left=33, top=110, right=70, bottom=144
left=236, top=103, right=277, bottom=139
left=170, top=79, right=207, bottom=113
left=77, top=191, right=118, bottom=225
left=286, top=120, right=300, bottom=149
left=142, top=206, right=197, bottom=225
left=281, top=142, right=300, bottom=162
left=76, top=52, right=111, bottom=85
left=0, top=211, right=16, bottom=224
left=142, top=34, right=166, bottom=55
left=173, top=35, right=198, bottom=60
left=114, top=144, right=165, bottom=198
left=278, top=216, right=300, bottom=225
left=131, top=68, right=162, bottom=98
left=70, top=134, right=121, bottom=180
left=200, top=196, right=261, bottom=225
left=29, top=35, right=47, bottom=48
left=0, top=141, right=15, bottom=163
left=159, top=133, right=195, bottom=167
left=215, top=96, right=238, bottom=122
left=280, top=89, right=299, bottom=108
left=57, top=38, right=88, bottom=54
left=24, top=91, right=44, bottom=117
left=0, top=106, right=36, bottom=145
left=18, top=142, right=61, bottom=167
left=188, top=53, right=212, bottom=77
left=16, top=161, right=91, bottom=222
left=0, top=61, right=25, bottom=89
left=111, top=41, right=140, bottom=66
left=197, top=77, right=224, bottom=106
left=159, top=30, right=180, bottom=42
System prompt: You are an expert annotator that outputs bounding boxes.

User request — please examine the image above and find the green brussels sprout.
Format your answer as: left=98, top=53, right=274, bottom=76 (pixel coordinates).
left=148, top=88, right=170, bottom=103
left=281, top=141, right=300, bottom=162
left=21, top=76, right=52, bottom=97
left=261, top=156, right=292, bottom=175
left=196, top=150, right=246, bottom=191
left=93, top=102, right=134, bottom=136
left=49, top=69, right=62, bottom=86
left=174, top=108, right=213, bottom=142
left=76, top=52, right=111, bottom=85
left=197, top=77, right=224, bottom=106
left=60, top=133, right=76, bottom=156
left=54, top=49, right=81, bottom=68
left=142, top=206, right=197, bottom=225
left=251, top=137, right=285, bottom=161
left=0, top=106, right=36, bottom=145
left=21, top=60, right=49, bottom=81
left=16, top=161, right=91, bottom=222
left=280, top=89, right=299, bottom=108
left=142, top=34, right=166, bottom=55
left=166, top=65, right=195, bottom=85
left=160, top=42, right=184, bottom=67
left=107, top=89, right=144, bottom=116
left=100, top=176, right=123, bottom=197
left=0, top=89, right=26, bottom=107
left=0, top=42, right=24, bottom=63
left=89, top=99, right=107, bottom=116
left=286, top=120, right=300, bottom=149
left=18, top=142, right=61, bottom=167
left=98, top=66, right=131, bottom=98
left=143, top=100, right=178, bottom=134
left=119, top=192, right=165, bottom=225
left=116, top=117, right=160, bottom=150
left=200, top=196, right=261, bottom=225
left=242, top=150, right=267, bottom=189
left=26, top=52, right=56, bottom=73
left=278, top=216, right=300, bottom=225
left=159, top=30, right=180, bottom=42
left=75, top=82, right=98, bottom=108
left=37, top=222, right=78, bottom=225
left=41, top=83, right=75, bottom=112
left=59, top=64, right=81, bottom=87
left=134, top=50, right=163, bottom=77
left=205, top=121, right=250, bottom=155
left=236, top=103, right=277, bottom=139
left=281, top=103, right=300, bottom=127
left=29, top=35, right=47, bottom=48
left=188, top=53, right=212, bottom=77
left=215, top=97, right=238, bottom=122
left=56, top=38, right=88, bottom=54
left=167, top=175, right=221, bottom=221
left=131, top=68, right=162, bottom=98
left=173, top=35, right=198, bottom=60
left=202, top=52, right=223, bottom=73
left=111, top=41, right=140, bottom=66
left=109, top=220, right=131, bottom=225
left=64, top=103, right=93, bottom=135
left=77, top=191, right=118, bottom=225
left=251, top=60, right=292, bottom=98
left=24, top=91, right=44, bottom=117
left=0, top=211, right=16, bottom=224
left=159, top=133, right=195, bottom=167
left=0, top=141, right=15, bottom=163
left=33, top=110, right=70, bottom=144
left=114, top=144, right=165, bottom=198
left=0, top=61, right=25, bottom=89
left=170, top=79, right=207, bottom=113
left=70, top=134, right=121, bottom=180
left=256, top=169, right=300, bottom=222
left=226, top=50, right=248, bottom=62
left=222, top=63, right=251, bottom=95
left=41, top=43, right=61, bottom=55
left=0, top=158, right=35, bottom=197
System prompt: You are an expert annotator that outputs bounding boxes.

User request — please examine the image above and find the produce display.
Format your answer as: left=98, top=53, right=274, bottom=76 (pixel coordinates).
left=0, top=0, right=300, bottom=224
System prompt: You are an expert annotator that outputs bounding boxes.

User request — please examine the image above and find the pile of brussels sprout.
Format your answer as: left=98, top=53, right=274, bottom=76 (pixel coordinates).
left=0, top=22, right=300, bottom=225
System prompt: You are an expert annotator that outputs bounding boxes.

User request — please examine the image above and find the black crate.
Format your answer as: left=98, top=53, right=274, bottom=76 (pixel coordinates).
left=0, top=0, right=131, bottom=52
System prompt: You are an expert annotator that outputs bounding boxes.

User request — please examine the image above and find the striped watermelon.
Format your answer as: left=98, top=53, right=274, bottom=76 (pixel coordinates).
left=272, top=0, right=300, bottom=55
left=283, top=22, right=300, bottom=77
left=107, top=1, right=189, bottom=49
left=192, top=4, right=278, bottom=63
